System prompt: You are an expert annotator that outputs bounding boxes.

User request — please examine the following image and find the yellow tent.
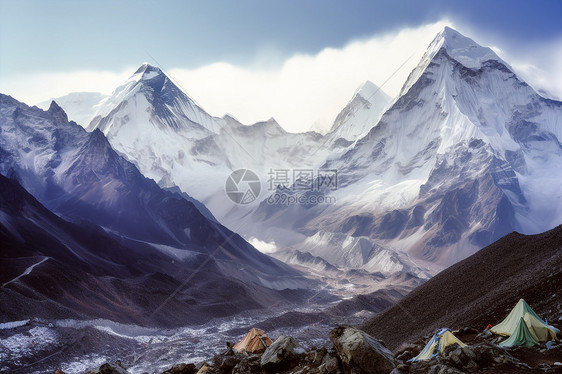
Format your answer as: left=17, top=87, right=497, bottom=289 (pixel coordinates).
left=491, top=299, right=559, bottom=342
left=438, top=330, right=467, bottom=354
left=410, top=329, right=467, bottom=361
left=233, top=328, right=273, bottom=354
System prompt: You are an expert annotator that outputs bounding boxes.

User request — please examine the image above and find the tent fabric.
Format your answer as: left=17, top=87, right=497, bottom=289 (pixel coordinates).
left=410, top=328, right=467, bottom=361
left=523, top=312, right=559, bottom=342
left=491, top=299, right=558, bottom=342
left=410, top=335, right=439, bottom=361
left=233, top=328, right=273, bottom=353
left=438, top=330, right=467, bottom=354
left=491, top=299, right=542, bottom=336
left=499, top=317, right=538, bottom=348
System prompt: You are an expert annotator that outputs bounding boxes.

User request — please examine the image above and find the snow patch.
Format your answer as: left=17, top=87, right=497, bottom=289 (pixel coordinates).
left=248, top=237, right=278, bottom=254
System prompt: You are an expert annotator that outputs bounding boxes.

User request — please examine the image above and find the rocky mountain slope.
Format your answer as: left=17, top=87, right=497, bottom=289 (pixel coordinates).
left=362, top=225, right=562, bottom=351
left=0, top=94, right=312, bottom=326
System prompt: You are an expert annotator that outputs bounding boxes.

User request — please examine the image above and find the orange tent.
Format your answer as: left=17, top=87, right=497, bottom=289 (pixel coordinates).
left=233, top=328, right=273, bottom=353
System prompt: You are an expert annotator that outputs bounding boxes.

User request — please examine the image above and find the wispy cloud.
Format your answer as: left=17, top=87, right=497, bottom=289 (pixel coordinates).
left=503, top=38, right=562, bottom=100
left=248, top=237, right=278, bottom=254
left=1, top=69, right=132, bottom=107
left=168, top=21, right=449, bottom=133
left=1, top=20, right=560, bottom=133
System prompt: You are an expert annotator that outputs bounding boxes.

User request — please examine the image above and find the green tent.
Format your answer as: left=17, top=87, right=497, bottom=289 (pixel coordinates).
left=491, top=299, right=542, bottom=336
left=491, top=299, right=559, bottom=342
left=499, top=317, right=538, bottom=348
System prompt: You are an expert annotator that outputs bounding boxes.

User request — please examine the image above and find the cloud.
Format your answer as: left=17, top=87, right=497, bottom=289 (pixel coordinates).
left=248, top=237, right=278, bottom=254
left=502, top=38, right=562, bottom=100
left=0, top=69, right=132, bottom=107
left=168, top=21, right=449, bottom=133
left=1, top=20, right=560, bottom=133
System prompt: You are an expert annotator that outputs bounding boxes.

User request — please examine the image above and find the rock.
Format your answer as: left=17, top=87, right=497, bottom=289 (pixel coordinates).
left=235, top=354, right=262, bottom=373
left=97, top=361, right=129, bottom=374
left=476, top=329, right=492, bottom=339
left=53, top=370, right=66, bottom=374
left=318, top=352, right=340, bottom=374
left=458, top=327, right=479, bottom=334
left=444, top=346, right=479, bottom=372
left=214, top=354, right=240, bottom=372
left=427, top=364, right=462, bottom=374
left=313, top=347, right=328, bottom=366
left=330, top=326, right=395, bottom=374
left=394, top=350, right=413, bottom=363
left=162, top=363, right=197, bottom=374
left=196, top=363, right=209, bottom=374
left=260, top=335, right=305, bottom=372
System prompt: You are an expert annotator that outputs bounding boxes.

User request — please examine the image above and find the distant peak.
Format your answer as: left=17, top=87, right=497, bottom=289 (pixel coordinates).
left=355, top=80, right=390, bottom=102
left=48, top=100, right=69, bottom=124
left=133, top=63, right=164, bottom=78
left=249, top=117, right=286, bottom=134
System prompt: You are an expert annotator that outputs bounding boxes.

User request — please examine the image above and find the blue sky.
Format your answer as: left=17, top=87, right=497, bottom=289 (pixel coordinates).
left=1, top=0, right=561, bottom=131
left=1, top=0, right=560, bottom=73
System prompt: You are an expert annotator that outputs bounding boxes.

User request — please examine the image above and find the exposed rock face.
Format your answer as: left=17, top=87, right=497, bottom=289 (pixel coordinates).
left=443, top=345, right=479, bottom=372
left=85, top=361, right=129, bottom=374
left=330, top=326, right=395, bottom=374
left=260, top=335, right=306, bottom=372
left=161, top=363, right=197, bottom=374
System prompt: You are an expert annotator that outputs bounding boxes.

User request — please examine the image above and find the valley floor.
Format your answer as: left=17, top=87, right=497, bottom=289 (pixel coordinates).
left=0, top=305, right=368, bottom=374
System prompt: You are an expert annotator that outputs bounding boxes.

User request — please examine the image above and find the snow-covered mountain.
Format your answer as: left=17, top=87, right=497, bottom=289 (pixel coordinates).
left=37, top=91, right=107, bottom=127
left=32, top=26, right=562, bottom=274
left=85, top=63, right=354, bottom=218
left=328, top=80, right=391, bottom=142
left=0, top=94, right=310, bottom=301
left=245, top=26, right=562, bottom=267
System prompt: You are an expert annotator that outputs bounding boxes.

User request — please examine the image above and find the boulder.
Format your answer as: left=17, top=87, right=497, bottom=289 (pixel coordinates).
left=313, top=347, right=328, bottom=366
left=97, top=361, right=129, bottom=374
left=330, top=326, right=395, bottom=374
left=213, top=354, right=241, bottom=373
left=260, top=335, right=305, bottom=372
left=162, top=363, right=197, bottom=374
left=318, top=352, right=340, bottom=374
left=427, top=364, right=462, bottom=374
left=444, top=346, right=479, bottom=372
left=234, top=354, right=262, bottom=373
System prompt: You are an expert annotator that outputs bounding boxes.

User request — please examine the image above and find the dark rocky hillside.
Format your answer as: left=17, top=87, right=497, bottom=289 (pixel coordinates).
left=362, top=226, right=562, bottom=351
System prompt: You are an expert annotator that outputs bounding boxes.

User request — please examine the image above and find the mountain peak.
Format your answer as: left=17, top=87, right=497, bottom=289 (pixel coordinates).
left=48, top=100, right=69, bottom=124
left=433, top=26, right=504, bottom=69
left=399, top=26, right=510, bottom=97
left=328, top=80, right=390, bottom=138
left=250, top=117, right=286, bottom=135
left=133, top=63, right=164, bottom=79
left=354, top=80, right=391, bottom=104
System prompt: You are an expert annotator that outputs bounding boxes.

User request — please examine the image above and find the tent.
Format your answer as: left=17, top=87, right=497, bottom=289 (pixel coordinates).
left=410, top=328, right=467, bottom=361
left=499, top=317, right=538, bottom=348
left=233, top=328, right=273, bottom=354
left=523, top=312, right=558, bottom=342
left=491, top=299, right=559, bottom=342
